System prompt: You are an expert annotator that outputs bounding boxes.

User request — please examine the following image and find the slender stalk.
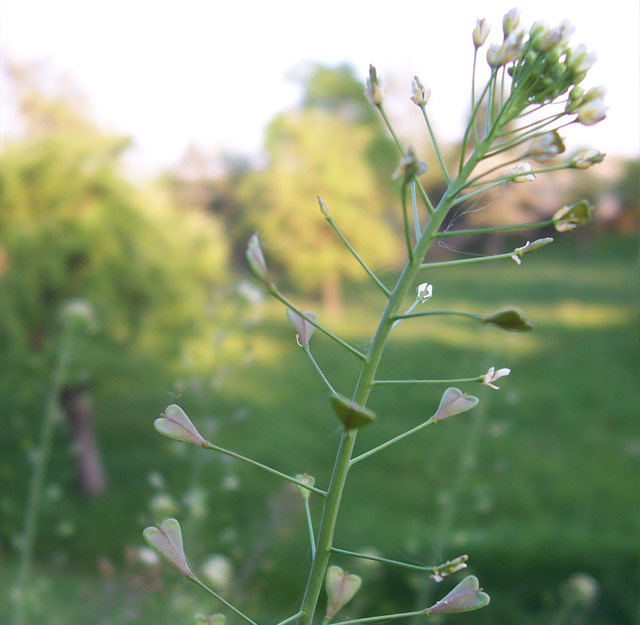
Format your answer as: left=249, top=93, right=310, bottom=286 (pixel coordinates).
left=374, top=376, right=483, bottom=386
left=436, top=218, right=554, bottom=238
left=304, top=347, right=337, bottom=395
left=420, top=250, right=517, bottom=269
left=392, top=310, right=484, bottom=322
left=202, top=442, right=326, bottom=497
left=419, top=106, right=452, bottom=183
left=12, top=322, right=77, bottom=625
left=277, top=611, right=305, bottom=625
left=350, top=418, right=435, bottom=466
left=270, top=287, right=367, bottom=362
left=304, top=498, right=316, bottom=560
left=410, top=181, right=421, bottom=238
left=189, top=575, right=259, bottom=625
left=330, top=609, right=426, bottom=625
left=401, top=186, right=415, bottom=262
left=330, top=547, right=443, bottom=572
left=321, top=203, right=391, bottom=298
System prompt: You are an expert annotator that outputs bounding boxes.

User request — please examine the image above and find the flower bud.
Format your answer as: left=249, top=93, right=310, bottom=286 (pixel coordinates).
left=483, top=308, right=534, bottom=331
left=572, top=150, right=605, bottom=169
left=154, top=404, right=208, bottom=447
left=417, top=282, right=433, bottom=302
left=541, top=20, right=575, bottom=52
left=246, top=234, right=269, bottom=285
left=365, top=65, right=384, bottom=106
left=286, top=308, right=317, bottom=347
left=294, top=473, right=315, bottom=500
left=330, top=393, right=376, bottom=430
left=552, top=200, right=593, bottom=231
left=486, top=44, right=502, bottom=68
left=410, top=76, right=431, bottom=107
left=502, top=8, right=520, bottom=38
left=576, top=97, right=607, bottom=126
left=528, top=131, right=565, bottom=161
left=391, top=147, right=429, bottom=185
left=473, top=18, right=490, bottom=48
left=143, top=518, right=193, bottom=577
left=566, top=44, right=597, bottom=74
left=433, top=388, right=479, bottom=422
left=582, top=85, right=607, bottom=103
left=509, top=162, right=535, bottom=183
left=318, top=195, right=332, bottom=219
left=326, top=566, right=362, bottom=619
left=426, top=575, right=490, bottom=615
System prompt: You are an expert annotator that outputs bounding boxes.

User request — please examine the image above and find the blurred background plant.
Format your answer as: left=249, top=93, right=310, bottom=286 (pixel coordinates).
left=0, top=3, right=638, bottom=624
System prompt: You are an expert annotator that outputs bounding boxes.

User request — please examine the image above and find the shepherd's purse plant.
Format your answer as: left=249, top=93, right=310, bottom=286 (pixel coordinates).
left=144, top=9, right=605, bottom=625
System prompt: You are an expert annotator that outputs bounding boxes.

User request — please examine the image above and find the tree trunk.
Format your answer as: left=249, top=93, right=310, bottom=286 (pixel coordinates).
left=322, top=271, right=342, bottom=317
left=60, top=385, right=107, bottom=495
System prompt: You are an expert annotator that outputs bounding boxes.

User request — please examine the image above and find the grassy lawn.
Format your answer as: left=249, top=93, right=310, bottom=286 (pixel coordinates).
left=1, top=234, right=637, bottom=624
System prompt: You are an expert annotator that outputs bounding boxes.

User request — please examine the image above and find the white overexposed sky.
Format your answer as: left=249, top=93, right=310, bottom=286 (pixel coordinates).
left=0, top=0, right=638, bottom=175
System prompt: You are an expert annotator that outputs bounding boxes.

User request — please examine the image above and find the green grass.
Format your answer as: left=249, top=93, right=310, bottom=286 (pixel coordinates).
left=1, top=235, right=637, bottom=624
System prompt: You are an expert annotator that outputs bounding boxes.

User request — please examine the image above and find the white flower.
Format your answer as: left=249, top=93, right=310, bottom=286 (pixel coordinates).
left=417, top=282, right=433, bottom=302
left=567, top=44, right=597, bottom=74
left=410, top=75, right=430, bottom=107
left=473, top=18, right=490, bottom=48
left=576, top=97, right=607, bottom=126
left=482, top=367, right=511, bottom=390
left=572, top=150, right=605, bottom=169
left=509, top=162, right=535, bottom=183
left=502, top=8, right=520, bottom=38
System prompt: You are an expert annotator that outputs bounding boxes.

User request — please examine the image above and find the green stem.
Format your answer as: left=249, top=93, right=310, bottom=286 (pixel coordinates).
left=298, top=118, right=500, bottom=625
left=277, top=611, right=306, bottom=625
left=411, top=181, right=421, bottom=239
left=202, top=442, right=327, bottom=497
left=321, top=200, right=391, bottom=298
left=401, top=186, right=415, bottom=262
left=330, top=610, right=427, bottom=625
left=392, top=310, right=484, bottom=322
left=419, top=106, right=452, bottom=183
left=189, top=575, right=259, bottom=625
left=330, top=547, right=444, bottom=573
left=304, top=347, right=337, bottom=395
left=270, top=287, right=367, bottom=362
left=436, top=218, right=554, bottom=238
left=12, top=322, right=77, bottom=625
left=304, top=498, right=316, bottom=560
left=350, top=418, right=435, bottom=466
left=420, top=250, right=517, bottom=269
left=374, top=376, right=483, bottom=386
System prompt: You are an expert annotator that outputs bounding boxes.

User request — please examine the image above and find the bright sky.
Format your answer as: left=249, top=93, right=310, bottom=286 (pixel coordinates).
left=1, top=0, right=638, bottom=175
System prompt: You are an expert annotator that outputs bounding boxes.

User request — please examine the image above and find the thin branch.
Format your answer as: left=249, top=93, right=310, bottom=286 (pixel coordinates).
left=420, top=250, right=516, bottom=269
left=436, top=218, right=554, bottom=238
left=203, top=442, right=327, bottom=497
left=392, top=310, right=484, bottom=322
left=350, top=417, right=435, bottom=466
left=270, top=287, right=368, bottom=362
left=304, top=499, right=316, bottom=560
left=320, top=198, right=391, bottom=298
left=304, top=347, right=337, bottom=395
left=189, top=575, right=259, bottom=625
left=330, top=547, right=462, bottom=574
left=330, top=610, right=426, bottom=625
left=374, top=376, right=483, bottom=386
left=276, top=612, right=305, bottom=625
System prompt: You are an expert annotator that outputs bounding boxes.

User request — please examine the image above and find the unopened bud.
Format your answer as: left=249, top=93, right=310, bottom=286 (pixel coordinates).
left=511, top=237, right=554, bottom=264
left=326, top=566, right=362, bottom=620
left=473, top=18, right=490, bottom=48
left=431, top=554, right=469, bottom=583
left=576, top=97, right=607, bottom=126
left=246, top=234, right=269, bottom=285
left=566, top=44, right=597, bottom=74
left=417, top=282, right=433, bottom=302
left=410, top=75, right=431, bottom=107
left=365, top=65, right=384, bottom=106
left=509, top=162, right=536, bottom=183
left=528, top=131, right=565, bottom=161
left=572, top=150, right=605, bottom=169
left=502, top=7, right=520, bottom=38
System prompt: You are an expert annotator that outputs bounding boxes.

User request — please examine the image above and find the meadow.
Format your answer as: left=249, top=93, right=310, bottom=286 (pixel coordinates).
left=1, top=234, right=637, bottom=625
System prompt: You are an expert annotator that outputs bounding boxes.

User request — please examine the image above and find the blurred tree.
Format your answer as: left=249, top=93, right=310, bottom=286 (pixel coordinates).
left=0, top=62, right=229, bottom=481
left=241, top=65, right=401, bottom=313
